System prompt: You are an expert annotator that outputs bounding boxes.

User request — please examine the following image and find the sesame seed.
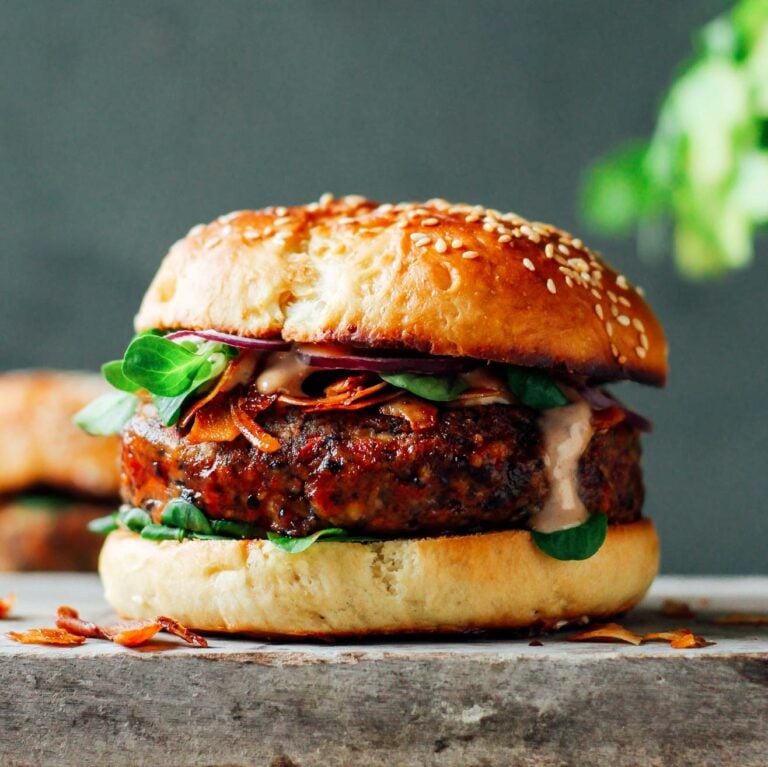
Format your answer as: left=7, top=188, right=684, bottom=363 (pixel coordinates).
left=520, top=225, right=533, bottom=237
left=462, top=250, right=479, bottom=259
left=337, top=216, right=354, bottom=225
left=318, top=192, right=333, bottom=207
left=635, top=346, right=647, bottom=359
left=595, top=304, right=604, bottom=320
left=610, top=304, right=620, bottom=318
left=435, top=237, right=447, bottom=253
left=523, top=258, right=535, bottom=271
left=546, top=279, right=556, bottom=294
left=409, top=232, right=424, bottom=240
left=275, top=206, right=287, bottom=216
left=451, top=238, right=463, bottom=249
left=204, top=237, right=221, bottom=249
left=188, top=224, right=205, bottom=237
left=545, top=243, right=555, bottom=259
left=465, top=213, right=481, bottom=223
left=242, top=228, right=260, bottom=242
left=558, top=243, right=570, bottom=255
left=482, top=223, right=495, bottom=232
left=565, top=276, right=574, bottom=287
left=618, top=296, right=631, bottom=308
left=617, top=315, right=631, bottom=326
left=220, top=224, right=233, bottom=236
left=422, top=217, right=439, bottom=226
left=498, top=234, right=512, bottom=243
left=607, top=290, right=618, bottom=303
left=618, top=354, right=627, bottom=364
left=591, top=288, right=602, bottom=300
left=610, top=343, right=619, bottom=357
left=567, top=257, right=589, bottom=273
left=606, top=322, right=614, bottom=337
left=306, top=202, right=319, bottom=212
left=632, top=318, right=645, bottom=332
left=616, top=274, right=629, bottom=290
left=636, top=286, right=646, bottom=297
left=377, top=203, right=394, bottom=214
left=640, top=333, right=649, bottom=350
left=415, top=237, right=431, bottom=247
left=274, top=216, right=290, bottom=226
left=572, top=238, right=583, bottom=249
left=219, top=211, right=243, bottom=224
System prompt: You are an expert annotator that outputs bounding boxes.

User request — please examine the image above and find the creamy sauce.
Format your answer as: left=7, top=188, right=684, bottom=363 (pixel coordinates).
left=256, top=352, right=315, bottom=396
left=534, top=400, right=593, bottom=533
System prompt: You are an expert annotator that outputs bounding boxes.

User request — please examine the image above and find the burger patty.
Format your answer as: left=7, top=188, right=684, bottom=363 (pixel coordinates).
left=120, top=403, right=644, bottom=537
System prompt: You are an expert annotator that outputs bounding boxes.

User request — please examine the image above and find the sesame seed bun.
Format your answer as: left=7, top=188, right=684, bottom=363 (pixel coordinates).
left=0, top=371, right=120, bottom=497
left=98, top=520, right=659, bottom=638
left=135, top=195, right=667, bottom=385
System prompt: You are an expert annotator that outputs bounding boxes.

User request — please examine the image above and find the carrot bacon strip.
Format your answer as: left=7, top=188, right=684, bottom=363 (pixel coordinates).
left=157, top=616, right=209, bottom=647
left=56, top=606, right=107, bottom=638
left=7, top=628, right=85, bottom=646
left=230, top=398, right=281, bottom=453
left=187, top=400, right=241, bottom=444
left=100, top=620, right=163, bottom=647
left=567, top=623, right=644, bottom=646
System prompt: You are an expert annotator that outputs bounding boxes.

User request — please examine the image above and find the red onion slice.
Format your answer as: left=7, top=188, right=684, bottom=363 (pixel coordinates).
left=295, top=344, right=474, bottom=375
left=166, top=330, right=291, bottom=351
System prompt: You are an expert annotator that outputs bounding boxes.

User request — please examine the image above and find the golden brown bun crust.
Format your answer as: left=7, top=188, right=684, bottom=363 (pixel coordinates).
left=0, top=371, right=121, bottom=496
left=99, top=520, right=659, bottom=638
left=136, top=196, right=667, bottom=385
left=0, top=499, right=106, bottom=571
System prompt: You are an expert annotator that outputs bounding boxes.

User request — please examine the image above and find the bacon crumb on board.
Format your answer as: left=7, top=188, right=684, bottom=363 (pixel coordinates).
left=157, top=616, right=209, bottom=647
left=568, top=622, right=714, bottom=649
left=0, top=594, right=15, bottom=619
left=56, top=606, right=107, bottom=638
left=567, top=623, right=643, bottom=646
left=99, top=620, right=163, bottom=647
left=7, top=628, right=85, bottom=646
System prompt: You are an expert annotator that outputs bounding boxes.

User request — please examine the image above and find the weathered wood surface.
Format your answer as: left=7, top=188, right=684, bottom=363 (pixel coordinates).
left=0, top=574, right=766, bottom=767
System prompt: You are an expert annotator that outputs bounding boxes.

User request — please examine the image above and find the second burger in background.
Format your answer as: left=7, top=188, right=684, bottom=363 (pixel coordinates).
left=0, top=371, right=121, bottom=570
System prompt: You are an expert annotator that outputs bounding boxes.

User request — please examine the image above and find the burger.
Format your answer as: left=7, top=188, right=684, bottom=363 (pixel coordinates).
left=0, top=371, right=120, bottom=570
left=78, top=194, right=667, bottom=638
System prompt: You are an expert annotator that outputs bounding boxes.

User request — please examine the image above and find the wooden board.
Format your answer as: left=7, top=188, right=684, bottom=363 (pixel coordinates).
left=0, top=574, right=766, bottom=767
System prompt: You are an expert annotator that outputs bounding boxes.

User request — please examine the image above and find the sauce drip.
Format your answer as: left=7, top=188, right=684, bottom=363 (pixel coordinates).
left=534, top=400, right=593, bottom=533
left=256, top=352, right=315, bottom=396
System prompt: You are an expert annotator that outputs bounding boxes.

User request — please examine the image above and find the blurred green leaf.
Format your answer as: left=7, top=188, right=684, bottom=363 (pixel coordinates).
left=581, top=0, right=768, bottom=279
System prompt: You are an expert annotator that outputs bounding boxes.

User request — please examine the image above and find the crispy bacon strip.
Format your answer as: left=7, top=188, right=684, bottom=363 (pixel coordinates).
left=7, top=628, right=85, bottom=646
left=231, top=397, right=281, bottom=453
left=100, top=619, right=163, bottom=647
left=187, top=400, right=241, bottom=444
left=569, top=622, right=714, bottom=649
left=157, top=616, right=209, bottom=647
left=643, top=629, right=714, bottom=648
left=590, top=405, right=626, bottom=431
left=180, top=352, right=260, bottom=429
left=567, top=622, right=644, bottom=646
left=380, top=397, right=438, bottom=431
left=712, top=613, right=768, bottom=626
left=0, top=593, right=15, bottom=619
left=56, top=606, right=107, bottom=638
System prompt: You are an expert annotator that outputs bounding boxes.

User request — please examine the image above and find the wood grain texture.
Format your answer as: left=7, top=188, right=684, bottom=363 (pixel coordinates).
left=0, top=574, right=766, bottom=767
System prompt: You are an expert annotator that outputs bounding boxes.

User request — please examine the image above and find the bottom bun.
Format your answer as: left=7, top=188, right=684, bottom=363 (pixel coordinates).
left=99, top=520, right=659, bottom=638
left=0, top=499, right=107, bottom=571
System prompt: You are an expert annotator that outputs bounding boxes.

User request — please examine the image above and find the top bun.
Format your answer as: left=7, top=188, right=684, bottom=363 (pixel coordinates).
left=136, top=195, right=667, bottom=385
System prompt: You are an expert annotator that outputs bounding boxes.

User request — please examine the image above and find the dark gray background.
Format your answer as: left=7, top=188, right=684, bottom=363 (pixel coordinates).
left=1, top=1, right=764, bottom=573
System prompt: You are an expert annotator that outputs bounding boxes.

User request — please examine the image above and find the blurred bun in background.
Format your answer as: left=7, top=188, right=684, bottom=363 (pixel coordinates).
left=0, top=371, right=120, bottom=570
